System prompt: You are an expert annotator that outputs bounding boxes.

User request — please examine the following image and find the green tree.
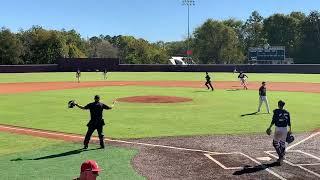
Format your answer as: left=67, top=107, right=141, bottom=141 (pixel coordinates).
left=297, top=11, right=320, bottom=63
left=18, top=26, right=66, bottom=64
left=243, top=11, right=267, bottom=50
left=164, top=41, right=187, bottom=56
left=61, top=29, right=87, bottom=58
left=193, top=19, right=244, bottom=64
left=263, top=13, right=304, bottom=57
left=0, top=28, right=24, bottom=64
left=88, top=36, right=118, bottom=58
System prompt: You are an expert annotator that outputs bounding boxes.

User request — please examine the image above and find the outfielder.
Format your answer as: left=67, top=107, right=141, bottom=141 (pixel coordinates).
left=76, top=69, right=81, bottom=83
left=205, top=72, right=214, bottom=91
left=74, top=95, right=116, bottom=149
left=266, top=100, right=292, bottom=165
left=257, top=82, right=270, bottom=113
left=238, top=71, right=248, bottom=90
left=103, top=69, right=108, bottom=80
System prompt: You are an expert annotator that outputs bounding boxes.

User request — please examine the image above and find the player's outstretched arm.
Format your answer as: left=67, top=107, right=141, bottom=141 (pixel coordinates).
left=103, top=101, right=117, bottom=110
left=75, top=103, right=86, bottom=110
left=111, top=101, right=117, bottom=108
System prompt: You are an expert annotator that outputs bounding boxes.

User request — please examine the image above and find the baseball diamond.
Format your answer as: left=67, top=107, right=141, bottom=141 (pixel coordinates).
left=0, top=72, right=319, bottom=180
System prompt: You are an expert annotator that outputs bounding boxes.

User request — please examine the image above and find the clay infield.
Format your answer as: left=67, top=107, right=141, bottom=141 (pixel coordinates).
left=0, top=81, right=319, bottom=179
left=1, top=80, right=320, bottom=94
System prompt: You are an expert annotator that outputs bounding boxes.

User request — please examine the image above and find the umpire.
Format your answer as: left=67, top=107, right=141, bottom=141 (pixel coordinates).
left=266, top=100, right=292, bottom=165
left=75, top=95, right=116, bottom=149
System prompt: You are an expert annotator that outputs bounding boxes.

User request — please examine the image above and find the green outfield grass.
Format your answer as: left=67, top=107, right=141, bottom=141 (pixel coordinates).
left=0, top=86, right=319, bottom=138
left=1, top=72, right=320, bottom=83
left=0, top=132, right=144, bottom=180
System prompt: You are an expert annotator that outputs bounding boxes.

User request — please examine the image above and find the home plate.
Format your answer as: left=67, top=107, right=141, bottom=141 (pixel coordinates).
left=256, top=157, right=272, bottom=161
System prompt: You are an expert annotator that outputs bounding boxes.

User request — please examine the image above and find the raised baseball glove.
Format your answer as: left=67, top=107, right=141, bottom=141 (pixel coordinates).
left=266, top=128, right=272, bottom=136
left=68, top=100, right=75, bottom=108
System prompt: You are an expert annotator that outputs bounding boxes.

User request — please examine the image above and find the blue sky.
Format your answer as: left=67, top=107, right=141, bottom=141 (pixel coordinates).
left=0, top=0, right=319, bottom=42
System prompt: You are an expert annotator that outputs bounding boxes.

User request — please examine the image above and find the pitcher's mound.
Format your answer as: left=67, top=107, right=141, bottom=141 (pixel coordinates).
left=117, top=96, right=192, bottom=103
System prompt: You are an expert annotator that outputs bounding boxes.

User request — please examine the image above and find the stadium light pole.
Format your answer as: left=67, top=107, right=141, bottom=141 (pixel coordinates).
left=182, top=0, right=195, bottom=63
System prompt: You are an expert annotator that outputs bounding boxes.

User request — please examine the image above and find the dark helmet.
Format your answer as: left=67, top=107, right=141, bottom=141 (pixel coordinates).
left=278, top=100, right=285, bottom=108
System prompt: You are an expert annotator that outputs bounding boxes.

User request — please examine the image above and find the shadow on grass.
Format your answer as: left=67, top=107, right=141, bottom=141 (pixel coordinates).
left=240, top=112, right=258, bottom=117
left=240, top=112, right=270, bottom=117
left=226, top=89, right=241, bottom=91
left=233, top=162, right=280, bottom=175
left=11, top=148, right=100, bottom=161
left=193, top=90, right=211, bottom=93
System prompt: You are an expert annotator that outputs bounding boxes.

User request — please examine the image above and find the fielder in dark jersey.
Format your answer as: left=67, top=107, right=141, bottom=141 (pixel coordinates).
left=103, top=69, right=108, bottom=80
left=267, top=100, right=292, bottom=165
left=205, top=72, right=214, bottom=91
left=238, top=72, right=248, bottom=90
left=76, top=69, right=81, bottom=83
left=75, top=95, right=116, bottom=149
left=257, top=82, right=270, bottom=113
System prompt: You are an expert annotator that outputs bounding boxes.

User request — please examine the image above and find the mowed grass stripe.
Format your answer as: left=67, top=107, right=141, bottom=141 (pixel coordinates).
left=0, top=86, right=319, bottom=138
left=1, top=72, right=320, bottom=83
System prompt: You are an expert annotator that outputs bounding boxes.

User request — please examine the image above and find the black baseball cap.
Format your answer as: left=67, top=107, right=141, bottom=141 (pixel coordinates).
left=278, top=100, right=285, bottom=107
left=94, top=95, right=100, bottom=100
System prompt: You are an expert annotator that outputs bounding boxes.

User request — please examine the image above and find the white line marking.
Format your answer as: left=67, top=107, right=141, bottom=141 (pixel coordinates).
left=204, top=154, right=242, bottom=170
left=296, top=150, right=320, bottom=161
left=287, top=132, right=320, bottom=151
left=0, top=125, right=229, bottom=154
left=239, top=152, right=286, bottom=180
left=265, top=151, right=320, bottom=178
left=256, top=157, right=272, bottom=161
left=296, top=163, right=320, bottom=166
left=296, top=165, right=320, bottom=178
left=2, top=125, right=286, bottom=179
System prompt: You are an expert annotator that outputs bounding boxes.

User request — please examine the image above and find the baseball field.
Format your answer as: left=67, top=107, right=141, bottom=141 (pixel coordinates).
left=0, top=72, right=319, bottom=180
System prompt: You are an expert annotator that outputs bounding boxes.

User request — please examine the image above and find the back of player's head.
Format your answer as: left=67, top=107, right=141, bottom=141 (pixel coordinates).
left=94, top=95, right=100, bottom=102
left=278, top=100, right=285, bottom=108
left=262, top=81, right=266, bottom=85
left=205, top=72, right=208, bottom=74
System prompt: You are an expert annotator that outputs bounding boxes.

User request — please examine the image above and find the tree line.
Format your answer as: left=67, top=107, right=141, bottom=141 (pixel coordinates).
left=1, top=10, right=320, bottom=65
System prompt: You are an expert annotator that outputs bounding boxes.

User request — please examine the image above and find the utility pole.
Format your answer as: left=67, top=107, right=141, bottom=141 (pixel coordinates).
left=182, top=0, right=195, bottom=64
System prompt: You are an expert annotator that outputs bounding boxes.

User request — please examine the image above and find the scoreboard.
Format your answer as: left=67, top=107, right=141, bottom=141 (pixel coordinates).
left=248, top=46, right=285, bottom=62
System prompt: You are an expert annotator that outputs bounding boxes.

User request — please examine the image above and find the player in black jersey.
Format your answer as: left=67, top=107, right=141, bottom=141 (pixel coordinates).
left=257, top=82, right=270, bottom=113
left=237, top=71, right=248, bottom=90
left=103, top=69, right=108, bottom=80
left=266, top=100, right=292, bottom=165
left=75, top=95, right=116, bottom=149
left=205, top=72, right=214, bottom=91
left=76, top=69, right=81, bottom=83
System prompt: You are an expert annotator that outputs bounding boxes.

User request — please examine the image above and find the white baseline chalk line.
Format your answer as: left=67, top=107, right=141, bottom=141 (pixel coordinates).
left=239, top=152, right=286, bottom=180
left=204, top=152, right=286, bottom=180
left=287, top=132, right=320, bottom=151
left=265, top=151, right=320, bottom=178
left=0, top=125, right=231, bottom=155
left=296, top=150, right=320, bottom=161
left=204, top=153, right=242, bottom=170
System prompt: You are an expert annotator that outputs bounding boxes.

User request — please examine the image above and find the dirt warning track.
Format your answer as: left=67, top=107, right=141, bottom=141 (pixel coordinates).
left=1, top=81, right=320, bottom=94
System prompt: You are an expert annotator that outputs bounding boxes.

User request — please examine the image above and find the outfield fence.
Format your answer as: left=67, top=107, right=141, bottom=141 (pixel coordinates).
left=1, top=58, right=320, bottom=74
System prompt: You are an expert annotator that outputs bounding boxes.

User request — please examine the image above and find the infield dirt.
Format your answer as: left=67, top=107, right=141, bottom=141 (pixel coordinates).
left=1, top=81, right=320, bottom=94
